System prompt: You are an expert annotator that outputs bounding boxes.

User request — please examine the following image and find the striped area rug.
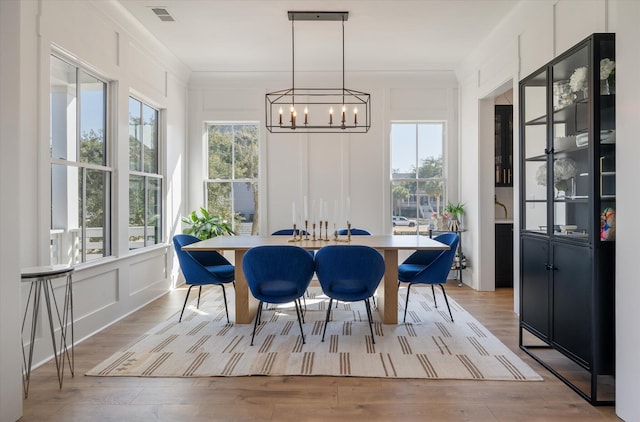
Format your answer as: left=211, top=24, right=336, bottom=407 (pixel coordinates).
left=86, top=287, right=542, bottom=381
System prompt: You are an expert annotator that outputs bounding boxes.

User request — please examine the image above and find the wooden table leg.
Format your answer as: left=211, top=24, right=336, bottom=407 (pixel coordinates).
left=377, top=249, right=398, bottom=324
left=234, top=250, right=259, bottom=324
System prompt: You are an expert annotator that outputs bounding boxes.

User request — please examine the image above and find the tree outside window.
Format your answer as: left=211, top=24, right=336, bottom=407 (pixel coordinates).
left=391, top=122, right=446, bottom=233
left=206, top=123, right=259, bottom=235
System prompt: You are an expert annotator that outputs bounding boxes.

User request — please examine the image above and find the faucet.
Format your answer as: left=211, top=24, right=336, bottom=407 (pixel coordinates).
left=495, top=195, right=508, bottom=219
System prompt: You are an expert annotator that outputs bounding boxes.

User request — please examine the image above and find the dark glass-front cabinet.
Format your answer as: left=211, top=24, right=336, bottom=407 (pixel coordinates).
left=519, top=33, right=615, bottom=405
left=495, top=105, right=513, bottom=186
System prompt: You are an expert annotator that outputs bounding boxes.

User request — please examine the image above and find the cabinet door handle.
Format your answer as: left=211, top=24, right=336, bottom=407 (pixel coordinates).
left=545, top=264, right=556, bottom=271
left=503, top=169, right=506, bottom=183
left=600, top=156, right=604, bottom=197
left=508, top=169, right=511, bottom=184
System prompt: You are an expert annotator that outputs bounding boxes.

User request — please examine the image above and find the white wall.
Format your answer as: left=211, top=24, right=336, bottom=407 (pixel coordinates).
left=187, top=71, right=459, bottom=237
left=0, top=1, right=189, bottom=419
left=0, top=1, right=26, bottom=420
left=456, top=0, right=639, bottom=418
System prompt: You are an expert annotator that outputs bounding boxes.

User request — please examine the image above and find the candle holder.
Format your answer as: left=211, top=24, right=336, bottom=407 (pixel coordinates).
left=334, top=223, right=339, bottom=241
left=312, top=222, right=317, bottom=241
left=347, top=222, right=352, bottom=242
left=324, top=220, right=329, bottom=241
left=304, top=220, right=310, bottom=240
left=288, top=224, right=298, bottom=242
left=318, top=221, right=323, bottom=240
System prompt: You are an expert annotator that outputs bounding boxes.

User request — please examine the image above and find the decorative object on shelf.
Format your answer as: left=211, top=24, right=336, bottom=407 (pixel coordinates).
left=569, top=66, right=589, bottom=99
left=553, top=80, right=574, bottom=110
left=576, top=132, right=589, bottom=147
left=444, top=201, right=465, bottom=231
left=536, top=158, right=578, bottom=198
left=181, top=207, right=234, bottom=240
left=600, top=58, right=615, bottom=95
left=265, top=11, right=370, bottom=133
left=600, top=207, right=616, bottom=241
left=600, top=129, right=616, bottom=144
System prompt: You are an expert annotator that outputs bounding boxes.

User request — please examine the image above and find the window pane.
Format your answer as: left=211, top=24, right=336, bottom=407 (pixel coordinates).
left=234, top=181, right=257, bottom=235
left=51, top=164, right=80, bottom=264
left=233, top=125, right=258, bottom=179
left=208, top=125, right=232, bottom=179
left=147, top=178, right=162, bottom=246
left=129, top=97, right=142, bottom=171
left=143, top=104, right=158, bottom=173
left=128, top=175, right=145, bottom=250
left=50, top=56, right=77, bottom=161
left=417, top=124, right=443, bottom=178
left=84, top=169, right=109, bottom=261
left=392, top=180, right=415, bottom=218
left=391, top=124, right=417, bottom=175
left=207, top=182, right=232, bottom=221
left=79, top=70, right=106, bottom=165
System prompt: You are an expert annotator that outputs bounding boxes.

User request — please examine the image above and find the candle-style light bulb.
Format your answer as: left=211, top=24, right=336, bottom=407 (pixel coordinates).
left=354, top=107, right=358, bottom=125
left=304, top=107, right=308, bottom=125
left=279, top=107, right=283, bottom=125
left=329, top=107, right=333, bottom=125
left=341, top=105, right=346, bottom=123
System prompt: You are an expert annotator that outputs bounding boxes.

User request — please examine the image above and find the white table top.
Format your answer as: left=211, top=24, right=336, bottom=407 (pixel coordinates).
left=182, top=234, right=450, bottom=251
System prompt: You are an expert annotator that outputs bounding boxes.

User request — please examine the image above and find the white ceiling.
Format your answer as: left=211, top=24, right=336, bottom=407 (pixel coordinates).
left=118, top=0, right=518, bottom=73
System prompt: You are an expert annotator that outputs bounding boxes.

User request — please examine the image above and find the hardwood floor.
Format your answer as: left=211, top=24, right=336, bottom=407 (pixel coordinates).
left=20, top=282, right=620, bottom=421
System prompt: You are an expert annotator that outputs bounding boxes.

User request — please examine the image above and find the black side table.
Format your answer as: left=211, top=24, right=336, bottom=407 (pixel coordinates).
left=428, top=229, right=467, bottom=287
left=21, top=265, right=74, bottom=398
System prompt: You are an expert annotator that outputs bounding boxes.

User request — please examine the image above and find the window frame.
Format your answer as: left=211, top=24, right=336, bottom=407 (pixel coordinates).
left=128, top=95, right=164, bottom=250
left=390, top=121, right=447, bottom=233
left=204, top=122, right=260, bottom=235
left=49, top=53, right=113, bottom=264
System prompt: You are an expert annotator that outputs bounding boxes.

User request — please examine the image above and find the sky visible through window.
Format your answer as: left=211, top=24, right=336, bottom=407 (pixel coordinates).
left=391, top=123, right=443, bottom=175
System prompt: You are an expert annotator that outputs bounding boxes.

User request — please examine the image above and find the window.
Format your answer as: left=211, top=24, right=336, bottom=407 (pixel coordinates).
left=129, top=97, right=162, bottom=250
left=206, top=123, right=259, bottom=235
left=50, top=55, right=112, bottom=264
left=391, top=122, right=446, bottom=232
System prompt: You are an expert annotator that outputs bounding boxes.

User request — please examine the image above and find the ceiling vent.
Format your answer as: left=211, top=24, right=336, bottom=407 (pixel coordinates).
left=151, top=7, right=175, bottom=22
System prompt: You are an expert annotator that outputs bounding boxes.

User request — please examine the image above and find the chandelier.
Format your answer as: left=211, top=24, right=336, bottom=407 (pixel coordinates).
left=265, top=11, right=371, bottom=134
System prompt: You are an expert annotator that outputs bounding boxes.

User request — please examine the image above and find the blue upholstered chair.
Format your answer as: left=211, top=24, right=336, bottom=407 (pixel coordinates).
left=271, top=229, right=309, bottom=236
left=398, top=232, right=459, bottom=323
left=314, top=245, right=385, bottom=343
left=337, top=228, right=371, bottom=236
left=173, top=234, right=235, bottom=323
left=242, top=245, right=315, bottom=345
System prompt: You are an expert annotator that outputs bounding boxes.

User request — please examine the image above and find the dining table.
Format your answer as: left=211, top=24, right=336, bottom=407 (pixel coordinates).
left=182, top=234, right=450, bottom=324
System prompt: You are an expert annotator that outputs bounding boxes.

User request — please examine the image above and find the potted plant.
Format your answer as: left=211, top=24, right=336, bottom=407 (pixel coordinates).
left=444, top=201, right=465, bottom=231
left=182, top=207, right=235, bottom=240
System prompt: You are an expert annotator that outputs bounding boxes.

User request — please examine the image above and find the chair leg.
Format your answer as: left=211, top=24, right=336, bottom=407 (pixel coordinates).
left=179, top=285, right=195, bottom=322
left=196, top=286, right=203, bottom=309
left=321, top=298, right=333, bottom=342
left=431, top=285, right=438, bottom=308
left=297, top=298, right=305, bottom=323
left=294, top=299, right=306, bottom=344
left=220, top=284, right=229, bottom=324
left=439, top=284, right=454, bottom=322
left=403, top=283, right=412, bottom=323
left=250, top=301, right=264, bottom=346
left=364, top=298, right=376, bottom=344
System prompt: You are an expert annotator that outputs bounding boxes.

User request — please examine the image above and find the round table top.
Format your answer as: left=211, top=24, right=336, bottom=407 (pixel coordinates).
left=21, top=264, right=74, bottom=280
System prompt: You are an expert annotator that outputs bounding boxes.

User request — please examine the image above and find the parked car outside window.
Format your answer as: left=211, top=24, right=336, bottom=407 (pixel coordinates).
left=392, top=216, right=416, bottom=227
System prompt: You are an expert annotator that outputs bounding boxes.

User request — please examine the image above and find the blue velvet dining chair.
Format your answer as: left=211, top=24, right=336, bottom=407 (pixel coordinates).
left=242, top=245, right=315, bottom=345
left=398, top=232, right=459, bottom=323
left=337, top=228, right=371, bottom=236
left=271, top=229, right=309, bottom=236
left=314, top=245, right=385, bottom=343
left=173, top=234, right=235, bottom=323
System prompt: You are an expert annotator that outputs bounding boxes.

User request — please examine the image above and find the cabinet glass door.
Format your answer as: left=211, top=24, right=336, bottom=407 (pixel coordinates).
left=551, top=45, right=590, bottom=240
left=598, top=37, right=616, bottom=242
left=522, top=70, right=548, bottom=233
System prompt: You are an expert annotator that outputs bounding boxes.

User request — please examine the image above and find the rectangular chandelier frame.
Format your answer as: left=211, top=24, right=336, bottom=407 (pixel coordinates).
left=265, top=87, right=371, bottom=133
left=265, top=11, right=371, bottom=134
